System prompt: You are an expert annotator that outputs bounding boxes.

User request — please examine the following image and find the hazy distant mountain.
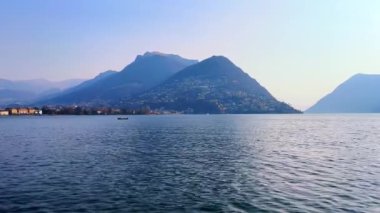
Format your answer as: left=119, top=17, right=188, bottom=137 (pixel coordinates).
left=0, top=78, right=85, bottom=106
left=123, top=56, right=299, bottom=114
left=38, top=52, right=198, bottom=105
left=307, top=74, right=380, bottom=113
left=0, top=78, right=84, bottom=93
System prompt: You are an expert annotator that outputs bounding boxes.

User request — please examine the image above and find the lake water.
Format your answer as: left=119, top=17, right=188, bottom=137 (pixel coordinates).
left=0, top=115, right=379, bottom=212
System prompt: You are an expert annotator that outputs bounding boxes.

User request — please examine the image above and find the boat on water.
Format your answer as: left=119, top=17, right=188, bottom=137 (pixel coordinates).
left=117, top=117, right=128, bottom=120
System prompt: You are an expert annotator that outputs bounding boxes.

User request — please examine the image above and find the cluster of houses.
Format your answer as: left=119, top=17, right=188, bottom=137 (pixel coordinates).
left=0, top=106, right=169, bottom=116
left=0, top=108, right=43, bottom=116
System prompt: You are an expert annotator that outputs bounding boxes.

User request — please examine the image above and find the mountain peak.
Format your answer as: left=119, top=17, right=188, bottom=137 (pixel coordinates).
left=134, top=51, right=198, bottom=65
left=350, top=73, right=380, bottom=80
left=210, top=55, right=229, bottom=60
left=205, top=55, right=235, bottom=64
left=203, top=55, right=231, bottom=63
left=138, top=51, right=182, bottom=59
left=143, top=51, right=171, bottom=57
left=174, top=55, right=240, bottom=78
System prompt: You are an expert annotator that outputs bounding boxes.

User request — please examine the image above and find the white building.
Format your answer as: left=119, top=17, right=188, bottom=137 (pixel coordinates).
left=0, top=110, right=9, bottom=116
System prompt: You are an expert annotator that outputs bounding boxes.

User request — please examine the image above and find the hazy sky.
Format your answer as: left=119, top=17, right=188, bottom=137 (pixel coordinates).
left=1, top=0, right=379, bottom=109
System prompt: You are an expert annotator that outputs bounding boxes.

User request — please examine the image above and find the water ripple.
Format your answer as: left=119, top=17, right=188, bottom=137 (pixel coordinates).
left=0, top=114, right=379, bottom=212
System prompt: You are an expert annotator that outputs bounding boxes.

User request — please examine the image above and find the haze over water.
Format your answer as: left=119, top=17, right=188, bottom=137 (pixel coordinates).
left=0, top=115, right=379, bottom=212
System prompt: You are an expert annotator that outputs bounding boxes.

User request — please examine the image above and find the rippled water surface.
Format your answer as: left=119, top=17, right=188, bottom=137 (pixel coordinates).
left=0, top=115, right=379, bottom=212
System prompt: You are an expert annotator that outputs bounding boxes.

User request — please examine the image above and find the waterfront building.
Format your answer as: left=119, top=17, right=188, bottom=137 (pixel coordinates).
left=0, top=110, right=9, bottom=116
left=7, top=108, right=42, bottom=115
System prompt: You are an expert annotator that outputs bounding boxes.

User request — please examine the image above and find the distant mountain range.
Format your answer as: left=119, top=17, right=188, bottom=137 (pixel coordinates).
left=307, top=74, right=380, bottom=113
left=34, top=52, right=299, bottom=114
left=1, top=51, right=300, bottom=114
left=0, top=78, right=84, bottom=106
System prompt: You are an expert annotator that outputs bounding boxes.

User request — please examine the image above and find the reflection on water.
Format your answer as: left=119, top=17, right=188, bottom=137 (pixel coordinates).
left=0, top=115, right=379, bottom=212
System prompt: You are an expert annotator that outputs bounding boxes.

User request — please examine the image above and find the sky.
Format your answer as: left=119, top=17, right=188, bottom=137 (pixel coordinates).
left=0, top=0, right=379, bottom=110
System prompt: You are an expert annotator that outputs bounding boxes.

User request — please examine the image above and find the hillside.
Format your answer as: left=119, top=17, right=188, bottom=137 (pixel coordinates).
left=122, top=56, right=300, bottom=114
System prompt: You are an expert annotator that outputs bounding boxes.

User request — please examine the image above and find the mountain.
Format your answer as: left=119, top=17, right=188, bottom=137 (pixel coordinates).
left=307, top=74, right=380, bottom=113
left=122, top=56, right=300, bottom=114
left=38, top=52, right=198, bottom=105
left=0, top=78, right=85, bottom=106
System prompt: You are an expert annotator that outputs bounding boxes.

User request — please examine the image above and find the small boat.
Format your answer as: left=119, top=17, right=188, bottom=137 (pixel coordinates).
left=117, top=117, right=128, bottom=120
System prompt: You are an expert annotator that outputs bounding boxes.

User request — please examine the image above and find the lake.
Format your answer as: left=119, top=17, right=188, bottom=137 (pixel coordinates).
left=0, top=115, right=379, bottom=212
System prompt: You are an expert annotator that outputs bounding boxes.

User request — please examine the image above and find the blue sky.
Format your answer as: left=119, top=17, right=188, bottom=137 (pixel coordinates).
left=0, top=0, right=379, bottom=109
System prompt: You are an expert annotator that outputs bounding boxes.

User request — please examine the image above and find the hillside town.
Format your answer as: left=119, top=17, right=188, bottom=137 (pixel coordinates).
left=0, top=106, right=164, bottom=116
